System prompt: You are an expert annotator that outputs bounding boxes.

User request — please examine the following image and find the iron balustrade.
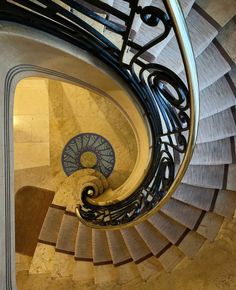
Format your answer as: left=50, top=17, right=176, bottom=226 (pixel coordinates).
left=0, top=0, right=199, bottom=229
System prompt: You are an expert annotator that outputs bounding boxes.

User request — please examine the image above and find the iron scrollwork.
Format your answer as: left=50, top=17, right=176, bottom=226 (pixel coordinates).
left=0, top=0, right=198, bottom=228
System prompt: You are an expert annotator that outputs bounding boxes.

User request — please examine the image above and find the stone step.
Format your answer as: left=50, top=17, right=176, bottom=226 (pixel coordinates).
left=173, top=184, right=236, bottom=219
left=196, top=107, right=236, bottom=144
left=116, top=263, right=141, bottom=285
left=106, top=230, right=132, bottom=266
left=228, top=164, right=236, bottom=191
left=74, top=223, right=93, bottom=261
left=182, top=164, right=236, bottom=190
left=15, top=186, right=55, bottom=257
left=92, top=230, right=118, bottom=285
left=157, top=8, right=218, bottom=73
left=179, top=43, right=231, bottom=91
left=121, top=227, right=152, bottom=263
left=92, top=229, right=113, bottom=265
left=136, top=218, right=204, bottom=262
left=229, top=66, right=236, bottom=86
left=173, top=184, right=216, bottom=212
left=214, top=190, right=236, bottom=219
left=196, top=212, right=224, bottom=241
left=148, top=212, right=187, bottom=245
left=55, top=213, right=78, bottom=255
left=196, top=0, right=236, bottom=27
left=29, top=204, right=65, bottom=275
left=157, top=246, right=184, bottom=272
left=177, top=231, right=205, bottom=258
left=136, top=257, right=163, bottom=281
left=135, top=221, right=170, bottom=256
left=38, top=205, right=65, bottom=246
left=129, top=0, right=153, bottom=38
left=15, top=254, right=32, bottom=274
left=161, top=199, right=203, bottom=230
left=190, top=138, right=234, bottom=165
left=200, top=75, right=236, bottom=119
left=216, top=17, right=236, bottom=65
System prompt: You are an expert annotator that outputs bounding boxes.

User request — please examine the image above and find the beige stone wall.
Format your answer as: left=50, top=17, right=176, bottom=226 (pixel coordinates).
left=48, top=80, right=138, bottom=190
left=14, top=78, right=50, bottom=170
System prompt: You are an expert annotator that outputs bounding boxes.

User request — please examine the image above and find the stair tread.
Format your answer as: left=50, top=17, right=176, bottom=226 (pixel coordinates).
left=136, top=257, right=163, bottom=281
left=229, top=66, right=236, bottom=86
left=74, top=223, right=93, bottom=261
left=55, top=213, right=78, bottom=254
left=173, top=184, right=215, bottom=211
left=196, top=0, right=236, bottom=27
left=92, top=229, right=113, bottom=265
left=196, top=212, right=224, bottom=241
left=129, top=0, right=152, bottom=37
left=179, top=43, right=231, bottom=91
left=214, top=190, right=236, bottom=219
left=173, top=184, right=236, bottom=219
left=106, top=230, right=132, bottom=265
left=196, top=107, right=236, bottom=144
left=116, top=263, right=141, bottom=285
left=148, top=212, right=186, bottom=244
left=158, top=246, right=184, bottom=272
left=109, top=0, right=129, bottom=27
left=200, top=75, right=236, bottom=120
left=38, top=205, right=65, bottom=245
left=157, top=8, right=218, bottom=73
left=182, top=164, right=225, bottom=189
left=161, top=198, right=203, bottom=230
left=216, top=17, right=236, bottom=65
left=121, top=227, right=152, bottom=263
left=227, top=163, right=236, bottom=191
left=182, top=164, right=236, bottom=190
left=178, top=231, right=205, bottom=258
left=135, top=221, right=170, bottom=256
left=190, top=138, right=233, bottom=165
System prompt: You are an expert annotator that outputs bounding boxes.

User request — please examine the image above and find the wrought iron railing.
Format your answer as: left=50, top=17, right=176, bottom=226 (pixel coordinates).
left=0, top=0, right=199, bottom=229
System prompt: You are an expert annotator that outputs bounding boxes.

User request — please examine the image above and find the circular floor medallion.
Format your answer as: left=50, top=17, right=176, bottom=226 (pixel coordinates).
left=61, top=133, right=115, bottom=177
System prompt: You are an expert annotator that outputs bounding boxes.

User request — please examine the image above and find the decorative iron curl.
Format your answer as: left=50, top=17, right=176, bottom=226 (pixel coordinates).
left=77, top=147, right=175, bottom=226
left=128, top=5, right=172, bottom=69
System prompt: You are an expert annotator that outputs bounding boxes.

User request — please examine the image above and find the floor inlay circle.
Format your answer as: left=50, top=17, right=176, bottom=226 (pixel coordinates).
left=62, top=133, right=115, bottom=177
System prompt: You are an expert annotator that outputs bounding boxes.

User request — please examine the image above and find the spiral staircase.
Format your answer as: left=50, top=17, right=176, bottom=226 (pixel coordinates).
left=1, top=0, right=235, bottom=289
